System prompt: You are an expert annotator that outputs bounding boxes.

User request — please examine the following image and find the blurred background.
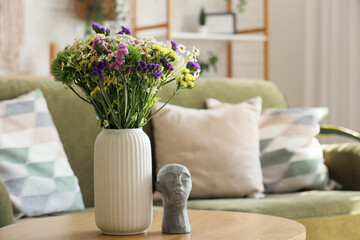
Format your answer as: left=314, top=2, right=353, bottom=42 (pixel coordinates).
left=0, top=0, right=359, bottom=140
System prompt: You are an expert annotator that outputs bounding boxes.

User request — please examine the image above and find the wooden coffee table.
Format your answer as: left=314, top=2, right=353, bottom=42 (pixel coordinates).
left=0, top=210, right=306, bottom=240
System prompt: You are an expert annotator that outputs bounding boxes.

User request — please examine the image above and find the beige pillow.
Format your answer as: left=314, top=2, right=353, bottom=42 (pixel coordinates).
left=151, top=97, right=264, bottom=199
left=206, top=98, right=337, bottom=193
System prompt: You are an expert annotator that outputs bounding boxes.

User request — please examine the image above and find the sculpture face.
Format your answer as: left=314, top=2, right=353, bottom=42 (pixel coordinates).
left=157, top=164, right=192, bottom=206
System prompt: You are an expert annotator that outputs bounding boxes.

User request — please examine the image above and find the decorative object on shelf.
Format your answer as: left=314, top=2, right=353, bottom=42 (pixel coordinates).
left=76, top=0, right=116, bottom=21
left=199, top=51, right=218, bottom=76
left=156, top=164, right=192, bottom=234
left=226, top=0, right=248, bottom=13
left=198, top=8, right=208, bottom=34
left=50, top=23, right=200, bottom=235
left=206, top=12, right=237, bottom=34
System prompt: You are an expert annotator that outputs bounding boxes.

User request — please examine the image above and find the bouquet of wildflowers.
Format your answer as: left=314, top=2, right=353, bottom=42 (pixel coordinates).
left=51, top=23, right=201, bottom=129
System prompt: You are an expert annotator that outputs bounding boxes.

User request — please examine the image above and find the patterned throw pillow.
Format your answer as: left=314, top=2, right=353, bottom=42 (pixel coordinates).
left=259, top=108, right=338, bottom=193
left=0, top=89, right=84, bottom=219
left=206, top=98, right=337, bottom=193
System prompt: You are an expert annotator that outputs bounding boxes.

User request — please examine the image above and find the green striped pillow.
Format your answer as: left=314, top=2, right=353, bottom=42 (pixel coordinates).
left=260, top=108, right=337, bottom=193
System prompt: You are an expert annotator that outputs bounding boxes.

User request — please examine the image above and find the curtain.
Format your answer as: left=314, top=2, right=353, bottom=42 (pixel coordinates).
left=304, top=0, right=360, bottom=142
left=0, top=0, right=24, bottom=72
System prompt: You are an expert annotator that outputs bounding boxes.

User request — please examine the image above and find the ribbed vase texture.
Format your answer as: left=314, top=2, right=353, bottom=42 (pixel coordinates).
left=94, top=129, right=153, bottom=235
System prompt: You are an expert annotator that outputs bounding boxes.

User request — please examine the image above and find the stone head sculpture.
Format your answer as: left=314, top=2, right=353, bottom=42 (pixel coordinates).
left=156, top=164, right=192, bottom=234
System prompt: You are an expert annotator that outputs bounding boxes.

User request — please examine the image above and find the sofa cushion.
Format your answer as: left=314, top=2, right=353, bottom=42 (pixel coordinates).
left=0, top=78, right=100, bottom=208
left=0, top=89, right=85, bottom=218
left=151, top=98, right=264, bottom=199
left=206, top=98, right=335, bottom=193
left=186, top=190, right=360, bottom=219
left=156, top=78, right=288, bottom=110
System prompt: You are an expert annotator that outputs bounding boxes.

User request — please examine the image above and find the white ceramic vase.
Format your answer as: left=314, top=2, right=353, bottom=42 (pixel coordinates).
left=94, top=129, right=153, bottom=235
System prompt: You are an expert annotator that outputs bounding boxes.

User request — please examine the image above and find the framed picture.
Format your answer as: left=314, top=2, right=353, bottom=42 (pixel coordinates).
left=205, top=12, right=237, bottom=34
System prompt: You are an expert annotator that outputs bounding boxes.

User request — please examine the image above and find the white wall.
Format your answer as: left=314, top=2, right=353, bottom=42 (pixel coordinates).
left=269, top=0, right=305, bottom=107
left=15, top=1, right=85, bottom=75
left=0, top=0, right=265, bottom=79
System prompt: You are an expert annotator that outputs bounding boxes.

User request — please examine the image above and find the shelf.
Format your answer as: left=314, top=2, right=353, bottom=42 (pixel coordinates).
left=172, top=32, right=267, bottom=42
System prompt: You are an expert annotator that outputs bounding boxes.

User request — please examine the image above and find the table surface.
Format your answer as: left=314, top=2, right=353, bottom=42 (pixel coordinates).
left=0, top=210, right=306, bottom=240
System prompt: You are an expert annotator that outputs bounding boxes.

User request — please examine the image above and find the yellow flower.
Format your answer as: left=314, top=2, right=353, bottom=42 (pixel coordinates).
left=152, top=45, right=171, bottom=55
left=185, top=73, right=195, bottom=81
left=169, top=52, right=177, bottom=60
left=90, top=56, right=98, bottom=63
left=175, top=76, right=182, bottom=83
left=160, top=48, right=170, bottom=55
left=152, top=45, right=161, bottom=51
left=180, top=68, right=189, bottom=74
left=187, top=81, right=195, bottom=88
left=180, top=80, right=188, bottom=87
left=90, top=86, right=100, bottom=97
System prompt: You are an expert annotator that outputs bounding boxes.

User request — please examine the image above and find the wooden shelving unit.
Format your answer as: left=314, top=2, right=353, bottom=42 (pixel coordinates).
left=133, top=0, right=269, bottom=80
left=171, top=32, right=267, bottom=42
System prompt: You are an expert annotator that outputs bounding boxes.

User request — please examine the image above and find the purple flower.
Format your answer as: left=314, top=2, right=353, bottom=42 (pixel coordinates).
left=91, top=23, right=101, bottom=33
left=126, top=67, right=131, bottom=74
left=170, top=40, right=178, bottom=52
left=91, top=23, right=110, bottom=35
left=92, top=59, right=109, bottom=78
left=117, top=26, right=131, bottom=35
left=187, top=61, right=201, bottom=71
left=135, top=61, right=140, bottom=66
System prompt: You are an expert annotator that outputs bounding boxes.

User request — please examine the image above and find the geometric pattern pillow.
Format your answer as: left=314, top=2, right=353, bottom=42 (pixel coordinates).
left=206, top=98, right=338, bottom=194
left=0, top=89, right=84, bottom=219
left=260, top=108, right=338, bottom=193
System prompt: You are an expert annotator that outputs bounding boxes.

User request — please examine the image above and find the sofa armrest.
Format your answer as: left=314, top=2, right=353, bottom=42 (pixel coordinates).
left=0, top=178, right=13, bottom=227
left=322, top=143, right=360, bottom=190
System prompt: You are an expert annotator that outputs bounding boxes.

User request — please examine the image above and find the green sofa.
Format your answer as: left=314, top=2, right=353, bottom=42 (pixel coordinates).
left=1, top=77, right=360, bottom=240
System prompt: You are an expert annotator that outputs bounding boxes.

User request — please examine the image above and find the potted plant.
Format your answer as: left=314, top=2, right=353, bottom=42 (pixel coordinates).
left=75, top=0, right=116, bottom=21
left=198, top=8, right=208, bottom=34
left=51, top=23, right=201, bottom=236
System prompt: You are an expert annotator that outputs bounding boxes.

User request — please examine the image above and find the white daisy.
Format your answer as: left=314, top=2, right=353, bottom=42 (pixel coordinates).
left=103, top=120, right=109, bottom=128
left=187, top=51, right=196, bottom=62
left=192, top=47, right=200, bottom=56
left=194, top=71, right=200, bottom=78
left=178, top=44, right=186, bottom=53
